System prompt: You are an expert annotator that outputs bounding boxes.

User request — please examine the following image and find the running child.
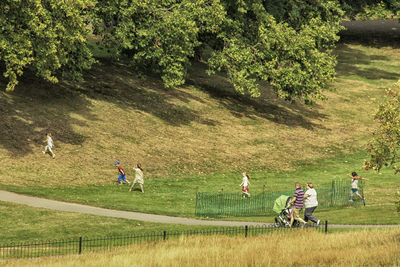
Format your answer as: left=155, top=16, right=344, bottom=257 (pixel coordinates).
left=239, top=172, right=251, bottom=198
left=42, top=132, right=55, bottom=159
left=348, top=172, right=368, bottom=202
left=115, top=161, right=130, bottom=184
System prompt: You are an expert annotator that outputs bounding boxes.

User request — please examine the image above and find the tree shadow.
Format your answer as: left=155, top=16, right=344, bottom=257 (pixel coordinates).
left=77, top=61, right=218, bottom=127
left=186, top=63, right=328, bottom=130
left=0, top=72, right=94, bottom=157
left=335, top=44, right=400, bottom=80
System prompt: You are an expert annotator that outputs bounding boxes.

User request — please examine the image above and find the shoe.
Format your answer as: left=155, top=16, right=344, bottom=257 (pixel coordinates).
left=52, top=154, right=55, bottom=159
left=42, top=151, right=45, bottom=154
left=348, top=200, right=353, bottom=202
left=316, top=220, right=320, bottom=226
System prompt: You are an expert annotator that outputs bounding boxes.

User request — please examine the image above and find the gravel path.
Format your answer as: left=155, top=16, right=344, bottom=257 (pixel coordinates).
left=1, top=190, right=399, bottom=229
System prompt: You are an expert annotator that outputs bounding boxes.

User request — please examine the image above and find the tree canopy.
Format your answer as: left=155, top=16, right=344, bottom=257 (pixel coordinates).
left=339, top=0, right=400, bottom=19
left=1, top=0, right=398, bottom=103
left=94, top=0, right=343, bottom=103
left=365, top=81, right=400, bottom=173
left=0, top=0, right=95, bottom=91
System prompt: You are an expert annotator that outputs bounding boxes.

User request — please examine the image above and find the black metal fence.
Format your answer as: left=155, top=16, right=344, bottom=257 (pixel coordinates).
left=0, top=223, right=326, bottom=259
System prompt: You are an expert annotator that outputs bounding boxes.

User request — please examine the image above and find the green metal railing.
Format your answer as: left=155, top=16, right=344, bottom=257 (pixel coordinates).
left=195, top=179, right=364, bottom=218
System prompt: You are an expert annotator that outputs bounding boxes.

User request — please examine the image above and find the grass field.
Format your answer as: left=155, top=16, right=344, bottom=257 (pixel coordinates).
left=0, top=201, right=231, bottom=244
left=3, top=229, right=399, bottom=266
left=1, top=27, right=400, bottom=244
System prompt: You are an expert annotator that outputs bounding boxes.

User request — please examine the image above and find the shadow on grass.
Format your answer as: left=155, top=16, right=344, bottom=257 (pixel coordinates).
left=0, top=72, right=93, bottom=157
left=78, top=60, right=219, bottom=127
left=186, top=63, right=328, bottom=130
left=335, top=44, right=400, bottom=80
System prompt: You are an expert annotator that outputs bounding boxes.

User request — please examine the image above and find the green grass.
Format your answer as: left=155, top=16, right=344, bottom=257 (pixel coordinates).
left=0, top=201, right=230, bottom=244
left=1, top=29, right=400, bottom=244
left=1, top=152, right=399, bottom=224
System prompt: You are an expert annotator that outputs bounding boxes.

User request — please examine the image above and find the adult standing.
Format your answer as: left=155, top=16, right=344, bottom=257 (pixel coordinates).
left=348, top=172, right=368, bottom=202
left=303, top=183, right=320, bottom=225
left=129, top=163, right=144, bottom=193
left=239, top=172, right=251, bottom=198
left=42, top=132, right=55, bottom=159
left=287, top=182, right=307, bottom=227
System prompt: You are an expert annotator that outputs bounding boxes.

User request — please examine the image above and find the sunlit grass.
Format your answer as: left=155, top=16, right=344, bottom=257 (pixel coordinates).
left=3, top=229, right=400, bottom=267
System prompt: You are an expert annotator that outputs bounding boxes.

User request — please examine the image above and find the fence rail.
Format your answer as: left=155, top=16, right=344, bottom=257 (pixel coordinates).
left=0, top=224, right=325, bottom=259
left=196, top=179, right=364, bottom=217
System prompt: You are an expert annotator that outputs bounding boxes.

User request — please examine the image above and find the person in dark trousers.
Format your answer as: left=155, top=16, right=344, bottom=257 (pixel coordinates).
left=287, top=182, right=307, bottom=227
left=303, top=183, right=320, bottom=225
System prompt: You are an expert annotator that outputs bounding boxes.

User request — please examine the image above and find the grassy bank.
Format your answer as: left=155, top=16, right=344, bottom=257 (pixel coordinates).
left=0, top=201, right=230, bottom=244
left=1, top=34, right=400, bottom=232
left=3, top=229, right=400, bottom=266
left=2, top=152, right=399, bottom=224
left=1, top=42, right=400, bottom=185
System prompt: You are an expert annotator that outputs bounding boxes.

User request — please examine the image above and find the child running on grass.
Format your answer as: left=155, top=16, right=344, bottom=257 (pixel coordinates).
left=348, top=172, right=368, bottom=203
left=115, top=161, right=130, bottom=184
left=42, top=132, right=55, bottom=159
left=239, top=172, right=251, bottom=198
left=129, top=163, right=144, bottom=193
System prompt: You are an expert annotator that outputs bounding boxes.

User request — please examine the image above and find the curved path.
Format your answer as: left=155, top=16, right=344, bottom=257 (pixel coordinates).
left=0, top=190, right=399, bottom=229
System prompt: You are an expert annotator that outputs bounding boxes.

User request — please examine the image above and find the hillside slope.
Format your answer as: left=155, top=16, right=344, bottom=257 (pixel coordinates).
left=1, top=43, right=400, bottom=187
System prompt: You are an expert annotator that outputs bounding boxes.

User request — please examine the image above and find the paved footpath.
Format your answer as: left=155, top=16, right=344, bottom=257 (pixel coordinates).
left=1, top=190, right=399, bottom=229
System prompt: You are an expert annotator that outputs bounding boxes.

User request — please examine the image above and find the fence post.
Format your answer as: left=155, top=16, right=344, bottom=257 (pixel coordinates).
left=79, top=236, right=82, bottom=255
left=163, top=231, right=166, bottom=241
left=330, top=180, right=334, bottom=207
left=245, top=225, right=248, bottom=238
left=325, top=221, right=328, bottom=234
left=195, top=187, right=199, bottom=216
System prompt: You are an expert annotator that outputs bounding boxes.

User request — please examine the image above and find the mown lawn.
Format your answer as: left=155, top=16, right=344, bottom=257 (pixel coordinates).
left=2, top=152, right=399, bottom=224
left=1, top=31, right=400, bottom=240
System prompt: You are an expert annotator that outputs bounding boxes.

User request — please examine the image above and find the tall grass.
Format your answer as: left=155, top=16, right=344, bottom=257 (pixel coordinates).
left=3, top=229, right=399, bottom=266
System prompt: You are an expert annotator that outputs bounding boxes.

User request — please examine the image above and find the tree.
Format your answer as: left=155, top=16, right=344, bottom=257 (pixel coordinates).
left=207, top=0, right=343, bottom=102
left=339, top=0, right=400, bottom=19
left=94, top=0, right=343, bottom=104
left=0, top=0, right=95, bottom=91
left=365, top=81, right=400, bottom=173
left=93, top=0, right=226, bottom=88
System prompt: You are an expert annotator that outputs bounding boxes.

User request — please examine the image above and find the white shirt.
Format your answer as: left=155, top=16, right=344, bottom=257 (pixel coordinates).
left=304, top=188, right=318, bottom=208
left=351, top=179, right=358, bottom=189
left=47, top=136, right=53, bottom=148
left=134, top=168, right=144, bottom=183
left=241, top=176, right=249, bottom=187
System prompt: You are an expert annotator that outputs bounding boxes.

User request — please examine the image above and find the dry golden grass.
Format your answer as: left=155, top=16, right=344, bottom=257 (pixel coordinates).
left=4, top=229, right=400, bottom=267
left=1, top=44, right=400, bottom=186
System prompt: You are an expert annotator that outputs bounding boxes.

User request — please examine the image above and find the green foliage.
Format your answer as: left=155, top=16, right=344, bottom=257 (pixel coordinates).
left=94, top=0, right=343, bottom=104
left=365, top=81, right=400, bottom=173
left=0, top=0, right=95, bottom=91
left=339, top=0, right=400, bottom=19
left=94, top=0, right=226, bottom=88
left=208, top=1, right=343, bottom=102
left=396, top=191, right=400, bottom=212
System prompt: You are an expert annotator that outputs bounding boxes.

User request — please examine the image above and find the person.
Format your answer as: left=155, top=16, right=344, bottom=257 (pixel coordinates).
left=42, top=132, right=55, bottom=159
left=115, top=161, right=130, bottom=184
left=303, top=183, right=320, bottom=225
left=129, top=163, right=144, bottom=193
left=287, top=182, right=307, bottom=227
left=348, top=172, right=368, bottom=202
left=239, top=172, right=251, bottom=198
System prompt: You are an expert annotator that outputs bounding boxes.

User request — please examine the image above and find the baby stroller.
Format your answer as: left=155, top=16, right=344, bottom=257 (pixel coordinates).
left=273, top=195, right=300, bottom=228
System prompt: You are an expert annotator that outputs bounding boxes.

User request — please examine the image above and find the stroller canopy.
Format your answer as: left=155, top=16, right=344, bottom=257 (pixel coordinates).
left=273, top=195, right=290, bottom=214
